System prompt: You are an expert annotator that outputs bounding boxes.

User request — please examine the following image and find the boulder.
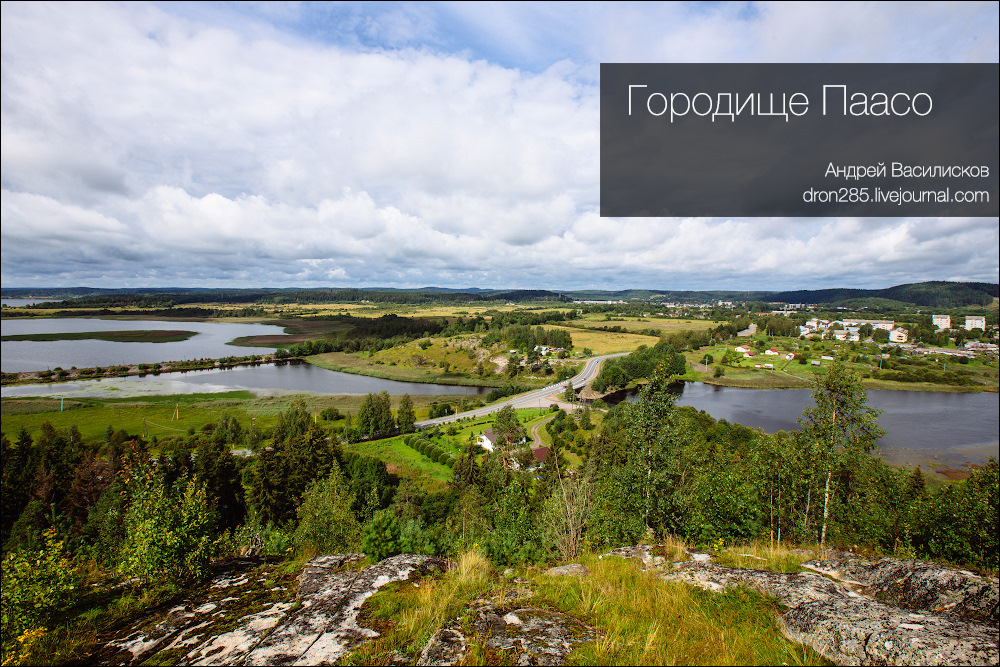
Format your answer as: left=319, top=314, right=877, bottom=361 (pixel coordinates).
left=544, top=563, right=590, bottom=577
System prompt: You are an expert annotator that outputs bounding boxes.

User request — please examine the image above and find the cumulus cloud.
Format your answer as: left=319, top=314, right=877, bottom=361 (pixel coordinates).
left=0, top=1, right=997, bottom=290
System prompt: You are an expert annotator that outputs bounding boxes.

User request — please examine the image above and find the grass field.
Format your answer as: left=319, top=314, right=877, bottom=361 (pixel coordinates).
left=306, top=331, right=591, bottom=388
left=571, top=315, right=715, bottom=335
left=0, top=392, right=476, bottom=450
left=306, top=349, right=510, bottom=387
left=545, top=325, right=658, bottom=355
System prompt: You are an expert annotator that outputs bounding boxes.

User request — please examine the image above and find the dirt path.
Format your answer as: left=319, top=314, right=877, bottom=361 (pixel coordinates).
left=530, top=414, right=556, bottom=449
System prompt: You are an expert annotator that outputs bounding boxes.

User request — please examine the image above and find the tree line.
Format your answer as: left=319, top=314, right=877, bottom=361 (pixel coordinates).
left=2, top=363, right=996, bottom=658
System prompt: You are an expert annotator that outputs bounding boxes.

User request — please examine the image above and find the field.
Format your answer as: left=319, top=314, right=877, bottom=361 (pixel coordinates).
left=346, top=408, right=591, bottom=490
left=0, top=392, right=476, bottom=450
left=570, top=314, right=715, bottom=335
left=543, top=325, right=658, bottom=356
left=306, top=332, right=586, bottom=388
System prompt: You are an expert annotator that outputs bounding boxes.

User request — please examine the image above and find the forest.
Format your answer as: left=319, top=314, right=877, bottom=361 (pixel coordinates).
left=1, top=361, right=997, bottom=660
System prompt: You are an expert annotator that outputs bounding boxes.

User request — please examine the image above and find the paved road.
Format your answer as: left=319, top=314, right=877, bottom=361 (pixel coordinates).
left=414, top=352, right=627, bottom=428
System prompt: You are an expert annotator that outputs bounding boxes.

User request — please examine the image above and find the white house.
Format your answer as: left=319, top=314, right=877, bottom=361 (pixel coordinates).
left=476, top=429, right=497, bottom=452
left=735, top=345, right=751, bottom=354
left=932, top=314, right=951, bottom=330
left=889, top=327, right=909, bottom=343
left=965, top=316, right=986, bottom=331
left=764, top=348, right=779, bottom=356
left=842, top=318, right=894, bottom=331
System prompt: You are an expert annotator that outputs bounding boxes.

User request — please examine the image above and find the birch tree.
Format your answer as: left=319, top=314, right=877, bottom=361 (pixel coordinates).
left=798, top=362, right=884, bottom=548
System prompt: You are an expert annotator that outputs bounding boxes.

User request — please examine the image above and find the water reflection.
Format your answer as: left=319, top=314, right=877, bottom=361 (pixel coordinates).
left=615, top=383, right=999, bottom=468
left=1, top=361, right=488, bottom=398
left=2, top=318, right=284, bottom=372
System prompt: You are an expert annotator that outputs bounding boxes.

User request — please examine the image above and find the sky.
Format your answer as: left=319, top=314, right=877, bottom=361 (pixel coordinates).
left=1, top=1, right=998, bottom=291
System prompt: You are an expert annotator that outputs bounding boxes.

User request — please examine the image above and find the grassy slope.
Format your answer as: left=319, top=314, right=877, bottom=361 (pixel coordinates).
left=353, top=547, right=829, bottom=666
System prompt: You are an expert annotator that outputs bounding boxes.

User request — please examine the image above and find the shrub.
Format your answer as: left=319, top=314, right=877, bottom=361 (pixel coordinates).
left=117, top=460, right=217, bottom=586
left=1, top=528, right=78, bottom=645
left=293, top=465, right=360, bottom=554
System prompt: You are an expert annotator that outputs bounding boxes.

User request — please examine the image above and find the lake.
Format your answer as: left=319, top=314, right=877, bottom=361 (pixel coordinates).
left=662, top=383, right=997, bottom=469
left=1, top=298, right=62, bottom=307
left=1, top=318, right=285, bottom=372
left=0, top=361, right=489, bottom=398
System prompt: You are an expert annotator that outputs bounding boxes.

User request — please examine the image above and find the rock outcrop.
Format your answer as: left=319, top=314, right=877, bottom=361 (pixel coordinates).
left=780, top=596, right=998, bottom=666
left=96, top=547, right=999, bottom=666
left=103, top=553, right=452, bottom=666
left=235, top=553, right=451, bottom=665
left=802, top=552, right=998, bottom=623
left=604, top=546, right=1000, bottom=666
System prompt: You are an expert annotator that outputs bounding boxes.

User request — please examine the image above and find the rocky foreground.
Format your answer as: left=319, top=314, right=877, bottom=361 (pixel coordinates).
left=91, top=547, right=997, bottom=666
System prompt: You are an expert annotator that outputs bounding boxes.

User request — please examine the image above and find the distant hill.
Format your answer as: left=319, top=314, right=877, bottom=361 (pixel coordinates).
left=765, top=282, right=998, bottom=309
left=3, top=281, right=995, bottom=309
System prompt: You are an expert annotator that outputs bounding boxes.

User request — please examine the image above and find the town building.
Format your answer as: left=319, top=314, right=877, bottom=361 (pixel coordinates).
left=932, top=314, right=951, bottom=330
left=965, top=316, right=986, bottom=331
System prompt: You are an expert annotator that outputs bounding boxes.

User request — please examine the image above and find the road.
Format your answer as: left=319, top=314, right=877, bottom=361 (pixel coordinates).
left=414, top=352, right=627, bottom=428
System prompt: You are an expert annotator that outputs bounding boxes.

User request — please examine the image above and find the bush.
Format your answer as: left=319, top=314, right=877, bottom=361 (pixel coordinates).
left=320, top=406, right=342, bottom=421
left=117, top=461, right=218, bottom=586
left=398, top=517, right=435, bottom=556
left=1, top=528, right=78, bottom=646
left=293, top=465, right=361, bottom=554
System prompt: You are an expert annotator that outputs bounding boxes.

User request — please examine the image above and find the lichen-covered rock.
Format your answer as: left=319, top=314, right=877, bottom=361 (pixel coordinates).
left=803, top=554, right=999, bottom=623
left=242, top=553, right=452, bottom=665
left=101, top=557, right=298, bottom=666
left=418, top=603, right=599, bottom=666
left=658, top=556, right=999, bottom=666
left=780, top=596, right=999, bottom=666
left=660, top=561, right=858, bottom=607
left=544, top=563, right=590, bottom=577
left=417, top=627, right=468, bottom=665
left=108, top=605, right=199, bottom=663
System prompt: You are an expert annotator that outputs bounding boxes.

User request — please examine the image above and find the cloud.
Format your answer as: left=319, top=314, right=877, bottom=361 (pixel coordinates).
left=1, top=1, right=997, bottom=290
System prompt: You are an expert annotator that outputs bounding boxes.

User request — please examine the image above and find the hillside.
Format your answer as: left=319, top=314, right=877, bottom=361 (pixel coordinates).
left=4, top=281, right=996, bottom=309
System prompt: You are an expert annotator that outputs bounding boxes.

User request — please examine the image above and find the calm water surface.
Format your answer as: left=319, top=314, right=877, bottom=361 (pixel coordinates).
left=0, top=362, right=489, bottom=398
left=625, top=382, right=999, bottom=468
left=1, top=298, right=61, bottom=307
left=1, top=318, right=284, bottom=372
